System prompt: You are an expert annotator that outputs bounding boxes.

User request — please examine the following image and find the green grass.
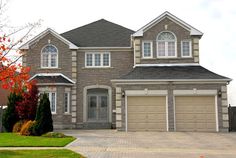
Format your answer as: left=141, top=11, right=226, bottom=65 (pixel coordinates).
left=0, top=149, right=85, bottom=158
left=0, top=133, right=75, bottom=147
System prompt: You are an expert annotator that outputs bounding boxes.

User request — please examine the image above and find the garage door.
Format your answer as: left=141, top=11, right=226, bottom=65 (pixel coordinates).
left=175, top=96, right=216, bottom=132
left=127, top=96, right=167, bottom=131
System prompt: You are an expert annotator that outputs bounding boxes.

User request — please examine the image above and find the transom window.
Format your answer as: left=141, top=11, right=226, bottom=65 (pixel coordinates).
left=142, top=41, right=153, bottom=58
left=157, top=32, right=177, bottom=57
left=181, top=40, right=192, bottom=57
left=85, top=52, right=110, bottom=67
left=41, top=45, right=58, bottom=68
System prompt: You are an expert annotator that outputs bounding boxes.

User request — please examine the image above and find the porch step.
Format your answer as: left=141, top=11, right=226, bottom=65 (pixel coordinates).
left=83, top=122, right=112, bottom=129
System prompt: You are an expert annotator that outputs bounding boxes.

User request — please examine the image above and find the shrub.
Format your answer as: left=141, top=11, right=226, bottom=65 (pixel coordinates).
left=16, top=84, right=39, bottom=120
left=42, top=132, right=67, bottom=138
left=12, top=120, right=26, bottom=133
left=20, top=120, right=36, bottom=136
left=2, top=93, right=22, bottom=132
left=32, top=93, right=53, bottom=136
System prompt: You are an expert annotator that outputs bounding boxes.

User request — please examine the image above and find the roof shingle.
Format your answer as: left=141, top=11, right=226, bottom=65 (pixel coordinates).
left=61, top=19, right=134, bottom=47
left=119, top=66, right=231, bottom=81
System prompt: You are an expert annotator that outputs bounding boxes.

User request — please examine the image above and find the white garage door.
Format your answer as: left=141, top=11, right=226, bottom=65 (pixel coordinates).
left=175, top=96, right=216, bottom=132
left=127, top=96, right=167, bottom=131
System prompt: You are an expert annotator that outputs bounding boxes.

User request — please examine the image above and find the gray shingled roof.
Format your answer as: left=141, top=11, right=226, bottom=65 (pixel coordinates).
left=119, top=66, right=231, bottom=80
left=61, top=19, right=134, bottom=47
left=34, top=76, right=74, bottom=84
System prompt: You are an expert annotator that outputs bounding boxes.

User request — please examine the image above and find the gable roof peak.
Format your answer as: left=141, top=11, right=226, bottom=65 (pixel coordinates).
left=133, top=11, right=203, bottom=37
left=20, top=27, right=79, bottom=50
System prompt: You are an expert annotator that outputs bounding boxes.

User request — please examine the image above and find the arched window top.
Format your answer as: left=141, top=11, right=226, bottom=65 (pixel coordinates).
left=42, top=45, right=58, bottom=54
left=41, top=44, right=58, bottom=68
left=157, top=32, right=176, bottom=41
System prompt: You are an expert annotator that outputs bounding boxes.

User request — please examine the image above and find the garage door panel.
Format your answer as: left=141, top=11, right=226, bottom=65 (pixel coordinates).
left=175, top=96, right=216, bottom=132
left=127, top=96, right=166, bottom=131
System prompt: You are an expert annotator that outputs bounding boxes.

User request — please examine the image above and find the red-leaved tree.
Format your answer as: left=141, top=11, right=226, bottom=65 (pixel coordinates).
left=16, top=83, right=39, bottom=120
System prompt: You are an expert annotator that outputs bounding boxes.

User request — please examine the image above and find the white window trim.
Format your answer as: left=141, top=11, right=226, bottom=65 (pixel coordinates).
left=142, top=41, right=153, bottom=58
left=64, top=92, right=70, bottom=114
left=41, top=44, right=59, bottom=68
left=85, top=52, right=111, bottom=68
left=181, top=40, right=192, bottom=58
left=156, top=31, right=177, bottom=58
left=39, top=92, right=57, bottom=114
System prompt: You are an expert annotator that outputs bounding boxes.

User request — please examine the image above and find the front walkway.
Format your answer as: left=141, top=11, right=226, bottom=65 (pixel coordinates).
left=62, top=130, right=236, bottom=158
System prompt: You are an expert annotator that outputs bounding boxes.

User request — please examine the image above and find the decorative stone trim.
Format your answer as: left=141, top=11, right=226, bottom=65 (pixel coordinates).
left=71, top=51, right=77, bottom=124
left=134, top=39, right=141, bottom=64
left=193, top=38, right=200, bottom=63
left=221, top=85, right=229, bottom=129
left=115, top=87, right=122, bottom=130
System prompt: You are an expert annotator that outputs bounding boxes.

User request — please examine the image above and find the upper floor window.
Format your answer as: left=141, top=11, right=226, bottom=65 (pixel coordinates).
left=181, top=40, right=192, bottom=57
left=157, top=32, right=177, bottom=58
left=85, top=52, right=110, bottom=67
left=41, top=45, right=58, bottom=68
left=142, top=41, right=153, bottom=58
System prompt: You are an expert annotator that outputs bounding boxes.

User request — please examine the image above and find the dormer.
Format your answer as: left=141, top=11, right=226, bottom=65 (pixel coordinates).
left=132, top=11, right=203, bottom=65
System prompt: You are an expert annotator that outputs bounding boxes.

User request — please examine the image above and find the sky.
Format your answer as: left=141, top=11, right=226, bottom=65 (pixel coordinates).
left=4, top=0, right=236, bottom=105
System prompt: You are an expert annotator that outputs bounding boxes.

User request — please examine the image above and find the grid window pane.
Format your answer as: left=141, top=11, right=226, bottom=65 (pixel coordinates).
left=182, top=41, right=190, bottom=56
left=51, top=93, right=56, bottom=113
left=158, top=42, right=165, bottom=56
left=41, top=45, right=58, bottom=68
left=51, top=54, right=57, bottom=67
left=86, top=54, right=93, bottom=66
left=42, top=54, right=49, bottom=67
left=143, top=42, right=151, bottom=57
left=95, top=54, right=101, bottom=66
left=168, top=42, right=175, bottom=56
left=103, top=54, right=110, bottom=66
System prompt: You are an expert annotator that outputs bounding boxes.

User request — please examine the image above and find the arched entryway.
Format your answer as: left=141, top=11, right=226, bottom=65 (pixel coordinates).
left=83, top=85, right=112, bottom=125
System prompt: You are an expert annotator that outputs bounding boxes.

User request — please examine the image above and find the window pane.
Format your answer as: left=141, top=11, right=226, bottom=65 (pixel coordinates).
left=64, top=93, right=69, bottom=113
left=182, top=41, right=190, bottom=56
left=86, top=54, right=93, bottom=66
left=51, top=93, right=56, bottom=113
left=168, top=42, right=175, bottom=56
left=95, top=54, right=101, bottom=66
left=51, top=54, right=57, bottom=67
left=42, top=54, right=49, bottom=67
left=158, top=42, right=165, bottom=56
left=103, top=54, right=109, bottom=66
left=143, top=42, right=151, bottom=57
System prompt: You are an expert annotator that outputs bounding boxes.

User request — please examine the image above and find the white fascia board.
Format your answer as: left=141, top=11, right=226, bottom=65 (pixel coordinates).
left=29, top=73, right=75, bottom=84
left=20, top=28, right=78, bottom=50
left=132, top=11, right=203, bottom=37
left=134, top=63, right=200, bottom=67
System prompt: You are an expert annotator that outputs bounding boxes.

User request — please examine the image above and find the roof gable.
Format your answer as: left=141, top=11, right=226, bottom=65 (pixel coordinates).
left=133, top=11, right=203, bottom=37
left=61, top=19, right=134, bottom=47
left=20, top=28, right=78, bottom=50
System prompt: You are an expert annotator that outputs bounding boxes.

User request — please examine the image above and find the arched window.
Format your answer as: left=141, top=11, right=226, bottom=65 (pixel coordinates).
left=41, top=45, right=58, bottom=68
left=157, top=32, right=177, bottom=57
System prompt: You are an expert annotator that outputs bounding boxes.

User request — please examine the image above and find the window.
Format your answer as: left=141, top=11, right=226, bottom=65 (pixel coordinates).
left=181, top=40, right=192, bottom=57
left=64, top=92, right=70, bottom=113
left=157, top=32, right=177, bottom=57
left=41, top=45, right=58, bottom=68
left=40, top=92, right=57, bottom=113
left=142, top=41, right=153, bottom=58
left=85, top=52, right=110, bottom=67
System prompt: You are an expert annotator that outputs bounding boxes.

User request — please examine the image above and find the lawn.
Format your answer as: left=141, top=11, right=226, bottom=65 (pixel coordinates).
left=0, top=133, right=75, bottom=147
left=0, top=149, right=85, bottom=158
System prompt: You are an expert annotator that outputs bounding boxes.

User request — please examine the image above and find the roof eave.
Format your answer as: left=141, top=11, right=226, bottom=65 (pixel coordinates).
left=111, top=79, right=231, bottom=83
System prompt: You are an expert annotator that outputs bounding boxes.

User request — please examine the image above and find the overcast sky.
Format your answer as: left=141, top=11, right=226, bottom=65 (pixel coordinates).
left=5, top=0, right=236, bottom=105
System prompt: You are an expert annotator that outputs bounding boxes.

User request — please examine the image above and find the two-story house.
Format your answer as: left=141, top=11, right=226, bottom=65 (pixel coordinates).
left=20, top=11, right=231, bottom=132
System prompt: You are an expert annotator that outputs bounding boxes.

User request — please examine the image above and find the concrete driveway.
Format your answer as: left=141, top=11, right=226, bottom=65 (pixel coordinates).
left=61, top=130, right=236, bottom=158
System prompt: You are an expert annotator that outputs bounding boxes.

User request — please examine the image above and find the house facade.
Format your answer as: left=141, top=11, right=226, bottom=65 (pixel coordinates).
left=20, top=11, right=231, bottom=132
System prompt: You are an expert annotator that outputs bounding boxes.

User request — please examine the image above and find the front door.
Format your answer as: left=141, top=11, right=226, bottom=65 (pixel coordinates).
left=88, top=95, right=108, bottom=122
